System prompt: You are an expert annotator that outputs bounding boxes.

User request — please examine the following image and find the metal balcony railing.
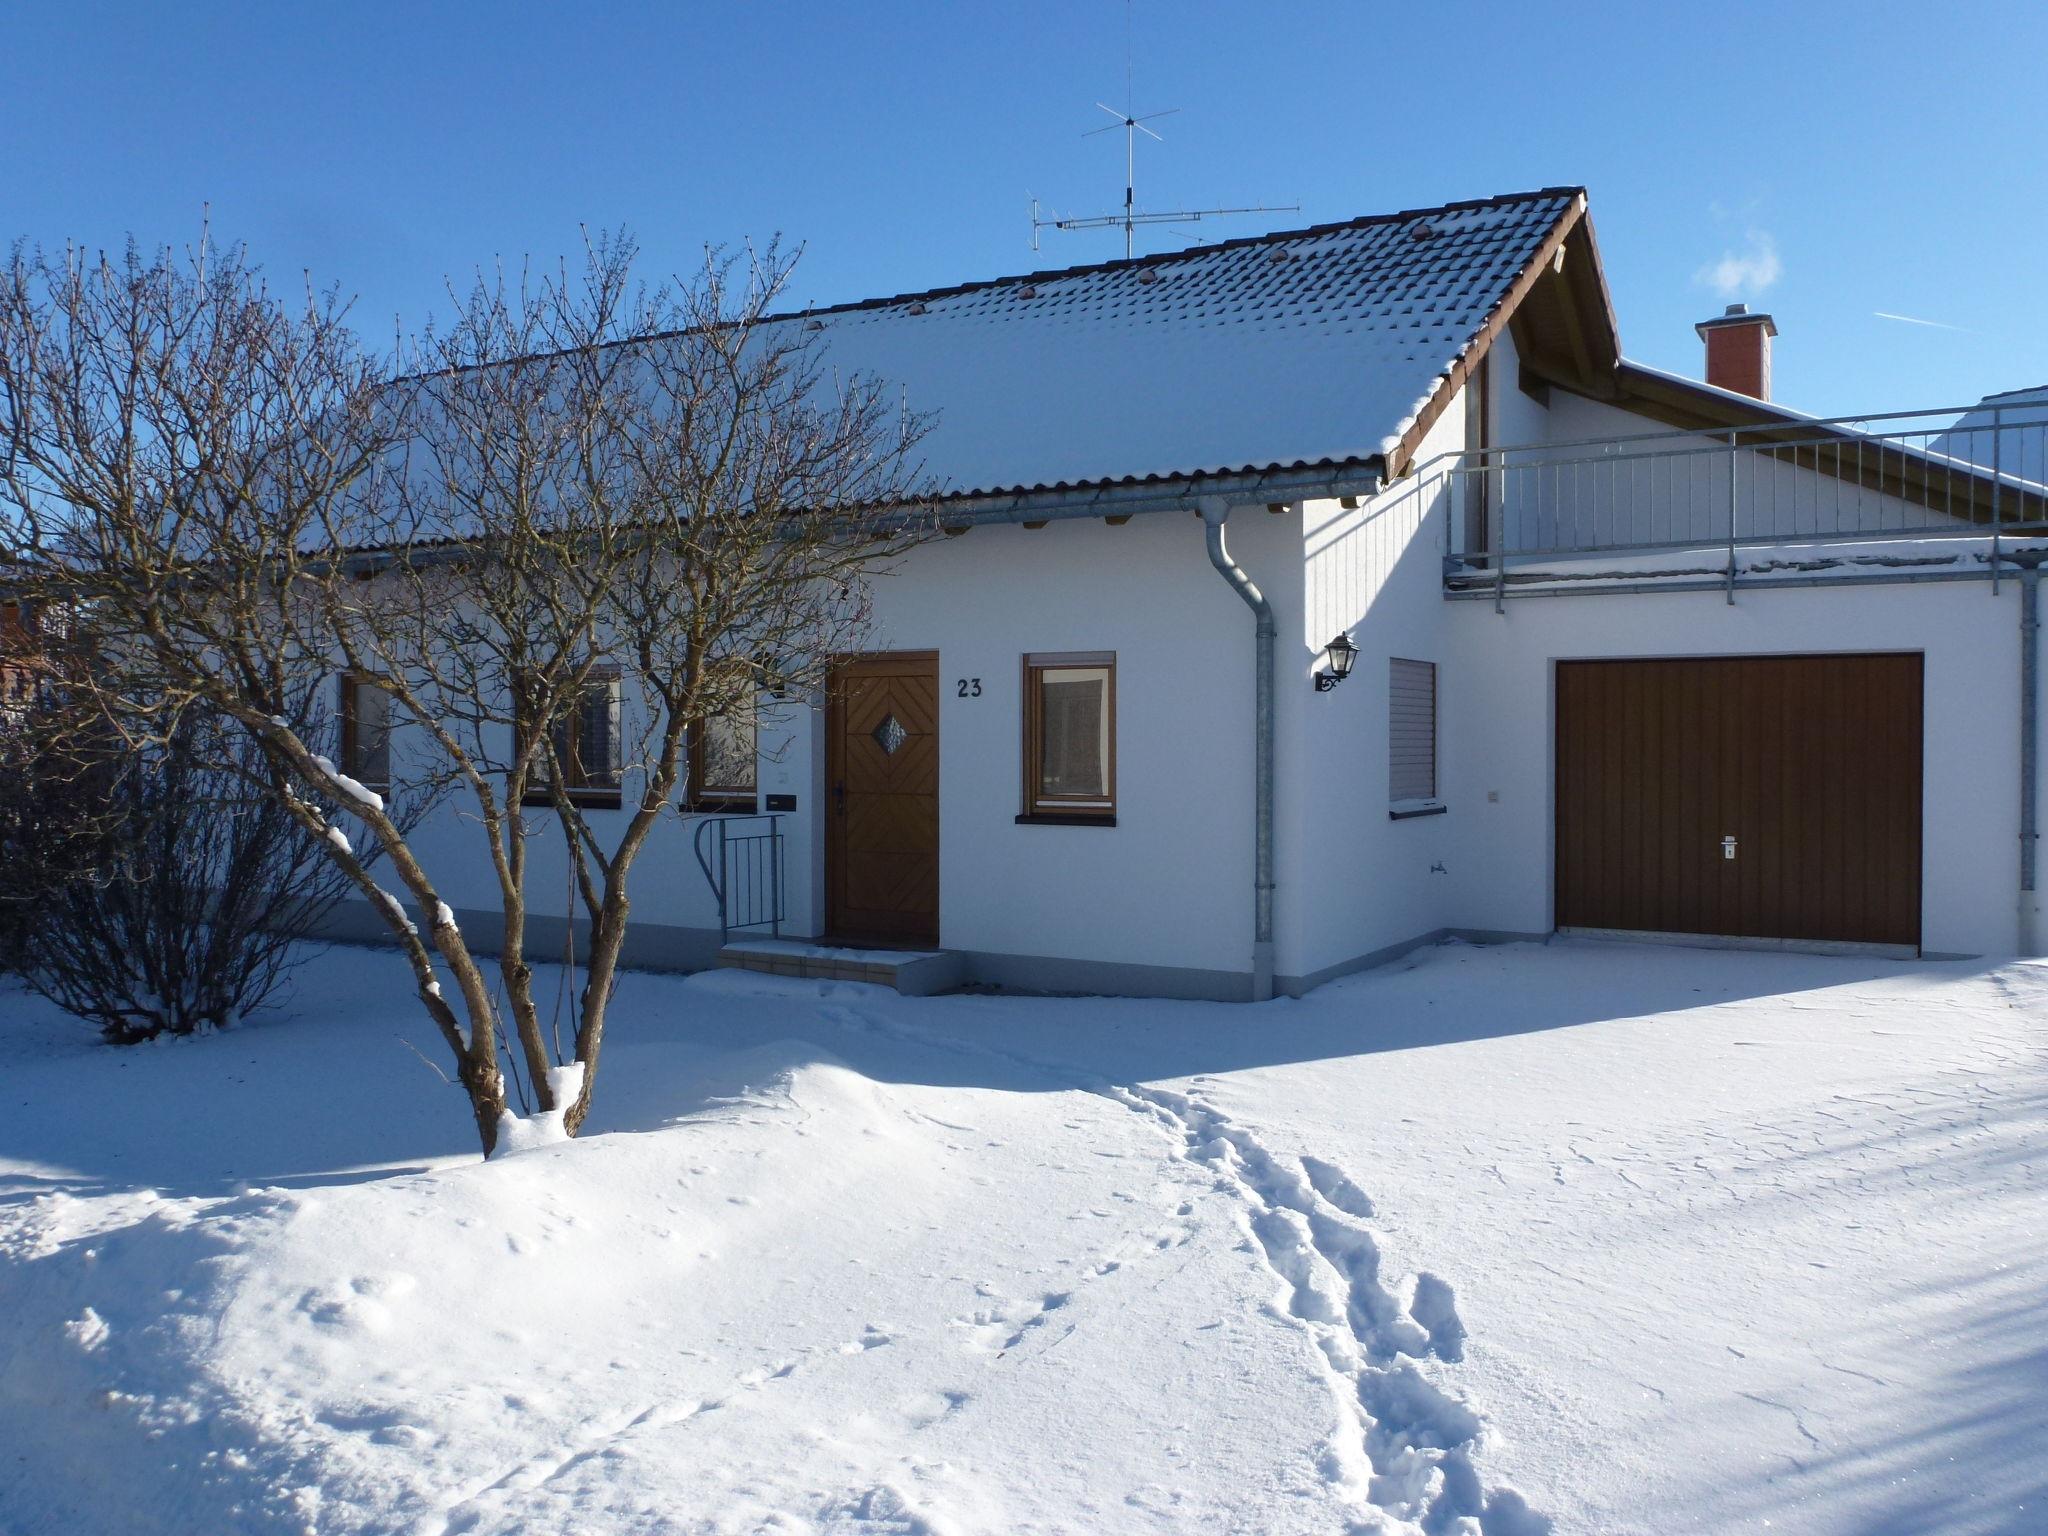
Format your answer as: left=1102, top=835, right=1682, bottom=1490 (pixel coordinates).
left=1439, top=398, right=2048, bottom=570
left=692, top=812, right=785, bottom=945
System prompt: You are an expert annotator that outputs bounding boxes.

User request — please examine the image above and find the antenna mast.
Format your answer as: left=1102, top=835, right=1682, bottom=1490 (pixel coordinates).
left=1031, top=103, right=1298, bottom=258
left=1030, top=5, right=1295, bottom=258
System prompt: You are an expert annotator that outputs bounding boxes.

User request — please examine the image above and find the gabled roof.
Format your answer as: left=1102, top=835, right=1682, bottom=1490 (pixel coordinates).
left=786, top=189, right=1589, bottom=502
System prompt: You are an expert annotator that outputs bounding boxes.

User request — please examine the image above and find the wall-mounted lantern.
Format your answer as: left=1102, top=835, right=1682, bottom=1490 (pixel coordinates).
left=1314, top=632, right=1359, bottom=693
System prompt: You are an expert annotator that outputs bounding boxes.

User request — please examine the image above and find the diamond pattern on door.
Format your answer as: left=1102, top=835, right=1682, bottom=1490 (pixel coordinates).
left=828, top=654, right=939, bottom=945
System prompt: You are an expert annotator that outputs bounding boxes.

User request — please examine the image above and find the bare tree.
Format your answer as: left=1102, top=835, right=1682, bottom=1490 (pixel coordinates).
left=0, top=231, right=930, bottom=1152
left=0, top=698, right=382, bottom=1041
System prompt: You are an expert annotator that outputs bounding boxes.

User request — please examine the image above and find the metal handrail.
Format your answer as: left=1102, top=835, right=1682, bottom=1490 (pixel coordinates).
left=1431, top=398, right=2048, bottom=571
left=691, top=812, right=784, bottom=945
left=1447, top=395, right=2048, bottom=462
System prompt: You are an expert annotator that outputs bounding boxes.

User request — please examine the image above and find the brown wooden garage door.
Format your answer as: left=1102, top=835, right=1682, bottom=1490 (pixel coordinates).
left=1555, top=654, right=1923, bottom=948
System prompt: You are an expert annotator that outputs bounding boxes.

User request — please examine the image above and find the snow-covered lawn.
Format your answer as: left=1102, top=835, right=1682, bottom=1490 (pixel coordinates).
left=1, top=938, right=2042, bottom=1535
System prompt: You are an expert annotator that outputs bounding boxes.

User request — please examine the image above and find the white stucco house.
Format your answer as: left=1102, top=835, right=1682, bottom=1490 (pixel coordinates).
left=322, top=187, right=2048, bottom=1000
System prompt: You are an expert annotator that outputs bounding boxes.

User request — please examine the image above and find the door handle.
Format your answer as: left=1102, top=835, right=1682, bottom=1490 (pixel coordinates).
left=833, top=780, right=846, bottom=814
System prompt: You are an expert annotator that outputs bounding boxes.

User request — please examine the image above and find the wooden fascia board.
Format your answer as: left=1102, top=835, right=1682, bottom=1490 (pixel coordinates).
left=1554, top=257, right=1596, bottom=382
left=1511, top=212, right=1623, bottom=402
left=1566, top=208, right=1623, bottom=372
left=1386, top=194, right=1616, bottom=478
left=1610, top=362, right=1794, bottom=432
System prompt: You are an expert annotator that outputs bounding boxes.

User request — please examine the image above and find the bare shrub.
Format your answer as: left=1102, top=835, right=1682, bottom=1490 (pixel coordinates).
left=0, top=707, right=373, bottom=1042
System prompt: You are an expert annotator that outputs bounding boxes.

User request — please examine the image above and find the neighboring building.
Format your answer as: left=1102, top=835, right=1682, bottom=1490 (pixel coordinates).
left=0, top=602, right=43, bottom=726
left=1931, top=384, right=2048, bottom=490
left=320, top=188, right=2048, bottom=998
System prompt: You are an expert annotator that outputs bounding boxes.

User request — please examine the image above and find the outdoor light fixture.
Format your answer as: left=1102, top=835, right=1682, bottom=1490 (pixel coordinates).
left=1314, top=632, right=1359, bottom=692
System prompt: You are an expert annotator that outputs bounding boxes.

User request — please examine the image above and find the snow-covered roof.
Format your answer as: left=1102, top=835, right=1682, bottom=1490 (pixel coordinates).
left=782, top=189, right=1583, bottom=501
left=1929, top=386, right=2048, bottom=489
left=1614, top=358, right=1826, bottom=424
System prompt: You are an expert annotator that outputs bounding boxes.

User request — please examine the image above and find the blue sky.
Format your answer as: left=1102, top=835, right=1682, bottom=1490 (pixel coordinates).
left=6, top=0, right=2042, bottom=416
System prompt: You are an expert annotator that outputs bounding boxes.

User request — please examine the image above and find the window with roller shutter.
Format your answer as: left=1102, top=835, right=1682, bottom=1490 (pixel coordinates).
left=1389, top=658, right=1437, bottom=804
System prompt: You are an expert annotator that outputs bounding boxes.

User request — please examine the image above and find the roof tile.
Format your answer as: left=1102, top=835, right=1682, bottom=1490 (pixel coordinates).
left=777, top=189, right=1581, bottom=500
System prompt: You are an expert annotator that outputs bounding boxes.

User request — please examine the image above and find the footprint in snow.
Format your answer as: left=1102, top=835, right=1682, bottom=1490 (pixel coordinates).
left=1407, top=1272, right=1467, bottom=1363
left=898, top=1388, right=970, bottom=1428
left=1300, top=1156, right=1376, bottom=1220
left=839, top=1324, right=894, bottom=1354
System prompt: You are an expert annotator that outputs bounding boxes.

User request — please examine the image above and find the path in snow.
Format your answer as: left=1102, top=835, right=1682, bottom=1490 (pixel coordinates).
left=814, top=996, right=1543, bottom=1532
left=1116, top=1082, right=1541, bottom=1534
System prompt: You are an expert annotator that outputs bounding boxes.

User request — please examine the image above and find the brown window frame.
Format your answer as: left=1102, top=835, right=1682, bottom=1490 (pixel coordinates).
left=338, top=672, right=393, bottom=793
left=523, top=666, right=624, bottom=811
left=683, top=697, right=758, bottom=814
left=1019, top=651, right=1116, bottom=826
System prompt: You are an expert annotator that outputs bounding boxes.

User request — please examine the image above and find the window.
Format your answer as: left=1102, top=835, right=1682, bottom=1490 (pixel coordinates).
left=1021, top=652, right=1115, bottom=823
left=687, top=694, right=757, bottom=812
left=339, top=673, right=392, bottom=791
left=1389, top=658, right=1438, bottom=808
left=527, top=667, right=622, bottom=807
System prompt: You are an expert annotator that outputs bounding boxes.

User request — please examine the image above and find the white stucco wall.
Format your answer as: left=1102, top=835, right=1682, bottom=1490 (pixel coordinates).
left=334, top=505, right=1306, bottom=995
left=1439, top=576, right=2033, bottom=958
left=845, top=506, right=1303, bottom=987
left=1293, top=350, right=2035, bottom=974
left=1286, top=392, right=1467, bottom=984
left=356, top=693, right=735, bottom=959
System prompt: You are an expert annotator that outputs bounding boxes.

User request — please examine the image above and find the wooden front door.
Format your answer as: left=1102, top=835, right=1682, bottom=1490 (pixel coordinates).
left=827, top=652, right=940, bottom=945
left=1555, top=654, right=1923, bottom=948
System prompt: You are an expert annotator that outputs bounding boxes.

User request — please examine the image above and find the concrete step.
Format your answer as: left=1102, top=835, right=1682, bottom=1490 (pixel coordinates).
left=715, top=939, right=964, bottom=997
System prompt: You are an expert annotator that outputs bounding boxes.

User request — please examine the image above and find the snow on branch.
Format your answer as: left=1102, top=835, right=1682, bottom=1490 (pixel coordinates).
left=310, top=754, right=386, bottom=815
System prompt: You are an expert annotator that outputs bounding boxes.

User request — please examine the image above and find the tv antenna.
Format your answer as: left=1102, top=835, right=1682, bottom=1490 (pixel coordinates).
left=1030, top=100, right=1298, bottom=259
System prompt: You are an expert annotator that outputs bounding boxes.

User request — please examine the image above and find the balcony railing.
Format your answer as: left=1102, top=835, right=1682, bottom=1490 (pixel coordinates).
left=1440, top=398, right=2048, bottom=570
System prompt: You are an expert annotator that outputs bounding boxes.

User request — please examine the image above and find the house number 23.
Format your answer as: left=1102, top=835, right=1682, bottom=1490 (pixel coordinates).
left=956, top=678, right=982, bottom=698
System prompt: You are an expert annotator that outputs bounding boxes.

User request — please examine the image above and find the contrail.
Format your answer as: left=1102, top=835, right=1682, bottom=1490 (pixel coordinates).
left=1874, top=311, right=1969, bottom=332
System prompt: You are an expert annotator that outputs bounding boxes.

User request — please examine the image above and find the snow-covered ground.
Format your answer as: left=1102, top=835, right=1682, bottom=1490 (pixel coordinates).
left=1, top=938, right=2042, bottom=1535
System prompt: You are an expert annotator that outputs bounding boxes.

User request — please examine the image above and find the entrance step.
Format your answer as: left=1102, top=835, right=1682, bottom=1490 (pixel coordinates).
left=715, top=939, right=964, bottom=997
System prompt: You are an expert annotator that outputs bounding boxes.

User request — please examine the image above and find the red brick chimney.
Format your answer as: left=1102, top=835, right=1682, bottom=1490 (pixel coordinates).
left=1695, top=303, right=1777, bottom=400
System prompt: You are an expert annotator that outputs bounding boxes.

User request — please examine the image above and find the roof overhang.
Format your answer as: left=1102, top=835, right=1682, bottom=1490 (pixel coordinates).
left=1387, top=192, right=1622, bottom=478
left=910, top=457, right=1390, bottom=532
left=315, top=456, right=1396, bottom=575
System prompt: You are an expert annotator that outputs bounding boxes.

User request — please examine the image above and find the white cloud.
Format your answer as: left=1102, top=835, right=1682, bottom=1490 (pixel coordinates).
left=1695, top=230, right=1781, bottom=298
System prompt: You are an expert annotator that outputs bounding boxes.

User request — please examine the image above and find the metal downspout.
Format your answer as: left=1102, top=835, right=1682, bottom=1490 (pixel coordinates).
left=1199, top=498, right=1275, bottom=1001
left=2019, top=556, right=2042, bottom=954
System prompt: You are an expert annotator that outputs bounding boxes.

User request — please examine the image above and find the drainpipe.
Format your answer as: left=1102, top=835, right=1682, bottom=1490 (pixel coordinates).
left=2019, top=555, right=2042, bottom=954
left=1199, top=497, right=1275, bottom=1001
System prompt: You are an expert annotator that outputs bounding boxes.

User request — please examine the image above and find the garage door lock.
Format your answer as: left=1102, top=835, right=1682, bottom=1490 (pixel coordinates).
left=1721, top=835, right=1738, bottom=860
